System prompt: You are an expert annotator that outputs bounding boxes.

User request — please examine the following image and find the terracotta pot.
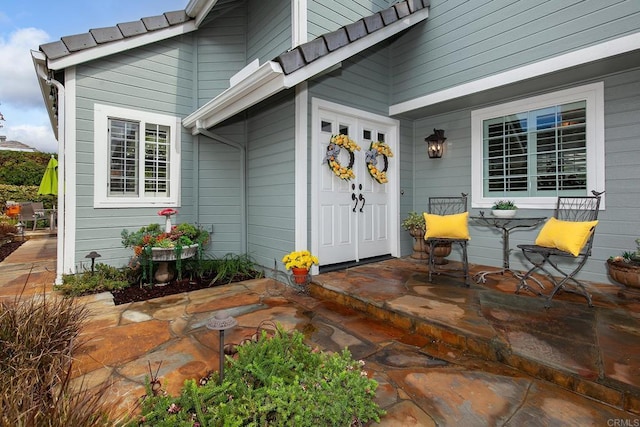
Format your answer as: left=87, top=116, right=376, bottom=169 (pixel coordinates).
left=409, top=228, right=428, bottom=260
left=291, top=267, right=309, bottom=284
left=607, top=259, right=640, bottom=289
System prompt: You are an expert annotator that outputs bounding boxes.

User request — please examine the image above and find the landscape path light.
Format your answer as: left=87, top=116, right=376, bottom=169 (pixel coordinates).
left=206, top=310, right=238, bottom=382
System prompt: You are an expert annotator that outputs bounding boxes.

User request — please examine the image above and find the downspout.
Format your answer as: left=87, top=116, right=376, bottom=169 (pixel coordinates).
left=196, top=121, right=247, bottom=253
left=37, top=64, right=65, bottom=284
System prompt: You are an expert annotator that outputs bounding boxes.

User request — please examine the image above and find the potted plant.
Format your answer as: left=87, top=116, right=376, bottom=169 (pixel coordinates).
left=401, top=211, right=451, bottom=263
left=491, top=200, right=518, bottom=218
left=607, top=238, right=640, bottom=289
left=121, top=209, right=210, bottom=284
left=402, top=211, right=428, bottom=260
left=282, top=250, right=319, bottom=284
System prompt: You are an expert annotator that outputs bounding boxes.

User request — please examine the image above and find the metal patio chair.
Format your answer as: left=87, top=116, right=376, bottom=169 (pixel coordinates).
left=18, top=202, right=44, bottom=231
left=516, top=191, right=603, bottom=308
left=425, top=193, right=470, bottom=287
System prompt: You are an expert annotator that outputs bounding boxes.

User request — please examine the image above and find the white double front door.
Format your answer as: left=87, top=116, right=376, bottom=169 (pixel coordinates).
left=312, top=100, right=399, bottom=267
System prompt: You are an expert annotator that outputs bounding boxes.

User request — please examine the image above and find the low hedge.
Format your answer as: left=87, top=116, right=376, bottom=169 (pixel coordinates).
left=0, top=184, right=56, bottom=210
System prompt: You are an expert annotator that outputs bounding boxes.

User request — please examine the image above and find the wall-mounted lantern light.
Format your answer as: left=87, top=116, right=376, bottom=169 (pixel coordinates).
left=425, top=129, right=446, bottom=159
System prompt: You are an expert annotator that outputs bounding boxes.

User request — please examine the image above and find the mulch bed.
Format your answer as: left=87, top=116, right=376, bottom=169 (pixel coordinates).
left=111, top=273, right=258, bottom=305
left=0, top=240, right=25, bottom=263
left=0, top=239, right=260, bottom=305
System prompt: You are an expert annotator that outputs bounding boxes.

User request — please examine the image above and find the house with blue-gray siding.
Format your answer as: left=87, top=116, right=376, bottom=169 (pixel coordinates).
left=32, top=0, right=640, bottom=289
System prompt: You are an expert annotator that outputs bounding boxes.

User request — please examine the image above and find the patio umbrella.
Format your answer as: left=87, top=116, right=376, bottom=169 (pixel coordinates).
left=38, top=155, right=58, bottom=195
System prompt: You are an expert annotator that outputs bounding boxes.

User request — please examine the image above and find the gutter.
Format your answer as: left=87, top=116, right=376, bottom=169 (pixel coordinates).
left=195, top=122, right=247, bottom=253
left=35, top=62, right=65, bottom=285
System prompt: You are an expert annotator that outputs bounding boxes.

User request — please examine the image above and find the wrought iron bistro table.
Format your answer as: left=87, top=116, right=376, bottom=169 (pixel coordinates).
left=471, top=213, right=546, bottom=283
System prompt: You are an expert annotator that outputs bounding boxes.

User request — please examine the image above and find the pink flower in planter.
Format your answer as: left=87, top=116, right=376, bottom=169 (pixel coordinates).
left=158, top=208, right=178, bottom=232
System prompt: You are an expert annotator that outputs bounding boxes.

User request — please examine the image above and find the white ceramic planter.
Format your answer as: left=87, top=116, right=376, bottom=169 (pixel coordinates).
left=491, top=209, right=517, bottom=218
left=151, top=244, right=199, bottom=262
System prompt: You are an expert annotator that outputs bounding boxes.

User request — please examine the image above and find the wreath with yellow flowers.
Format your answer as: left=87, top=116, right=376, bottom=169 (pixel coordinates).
left=324, top=134, right=361, bottom=181
left=365, top=141, right=393, bottom=184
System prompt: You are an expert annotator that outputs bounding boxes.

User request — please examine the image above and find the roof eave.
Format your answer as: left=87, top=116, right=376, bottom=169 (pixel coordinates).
left=31, top=50, right=59, bottom=139
left=183, top=61, right=286, bottom=134
left=186, top=6, right=430, bottom=131
left=46, top=21, right=197, bottom=71
left=284, top=7, right=429, bottom=89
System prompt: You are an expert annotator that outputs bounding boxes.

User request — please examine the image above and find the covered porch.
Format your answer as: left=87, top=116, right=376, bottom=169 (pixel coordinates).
left=310, top=257, right=640, bottom=413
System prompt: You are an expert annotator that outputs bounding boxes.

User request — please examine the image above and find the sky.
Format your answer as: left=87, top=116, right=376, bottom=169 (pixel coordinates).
left=0, top=0, right=188, bottom=153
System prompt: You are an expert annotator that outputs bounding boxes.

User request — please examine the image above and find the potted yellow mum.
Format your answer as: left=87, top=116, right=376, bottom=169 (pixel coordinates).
left=282, top=250, right=319, bottom=284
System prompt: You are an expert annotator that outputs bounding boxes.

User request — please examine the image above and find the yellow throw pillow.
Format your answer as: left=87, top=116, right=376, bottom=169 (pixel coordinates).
left=423, top=212, right=470, bottom=240
left=534, top=217, right=598, bottom=256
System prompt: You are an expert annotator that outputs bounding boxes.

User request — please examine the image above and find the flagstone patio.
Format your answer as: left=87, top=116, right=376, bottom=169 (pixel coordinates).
left=2, top=236, right=639, bottom=425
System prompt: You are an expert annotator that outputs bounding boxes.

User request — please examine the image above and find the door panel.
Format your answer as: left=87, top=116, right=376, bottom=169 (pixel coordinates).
left=317, top=110, right=394, bottom=266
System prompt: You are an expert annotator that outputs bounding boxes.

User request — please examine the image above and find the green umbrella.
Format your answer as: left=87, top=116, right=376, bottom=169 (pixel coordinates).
left=38, top=155, right=58, bottom=195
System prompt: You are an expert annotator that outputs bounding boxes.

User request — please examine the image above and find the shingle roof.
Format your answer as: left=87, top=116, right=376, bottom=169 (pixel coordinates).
left=39, top=10, right=191, bottom=60
left=275, top=0, right=429, bottom=75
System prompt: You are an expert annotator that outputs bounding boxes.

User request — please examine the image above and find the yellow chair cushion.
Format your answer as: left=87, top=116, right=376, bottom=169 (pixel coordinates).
left=423, top=212, right=470, bottom=240
left=534, top=217, right=598, bottom=256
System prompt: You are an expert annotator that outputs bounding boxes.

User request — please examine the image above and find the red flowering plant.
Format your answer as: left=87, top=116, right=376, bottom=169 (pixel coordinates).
left=121, top=210, right=210, bottom=281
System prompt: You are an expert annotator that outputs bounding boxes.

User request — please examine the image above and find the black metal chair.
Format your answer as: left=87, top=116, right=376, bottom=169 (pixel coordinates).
left=425, top=193, right=470, bottom=287
left=516, top=191, right=603, bottom=307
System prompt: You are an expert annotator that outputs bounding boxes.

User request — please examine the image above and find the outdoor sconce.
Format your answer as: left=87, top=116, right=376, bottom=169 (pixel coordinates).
left=85, top=251, right=101, bottom=274
left=206, top=310, right=238, bottom=382
left=425, top=129, right=446, bottom=159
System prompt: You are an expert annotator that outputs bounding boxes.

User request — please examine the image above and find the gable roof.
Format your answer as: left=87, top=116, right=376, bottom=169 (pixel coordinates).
left=184, top=0, right=430, bottom=132
left=32, top=0, right=429, bottom=135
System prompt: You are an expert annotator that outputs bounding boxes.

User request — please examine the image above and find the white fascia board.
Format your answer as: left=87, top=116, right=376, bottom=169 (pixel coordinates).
left=194, top=0, right=219, bottom=27
left=390, top=30, right=640, bottom=116
left=31, top=50, right=58, bottom=137
left=284, top=7, right=430, bottom=88
left=183, top=61, right=285, bottom=133
left=47, top=21, right=197, bottom=71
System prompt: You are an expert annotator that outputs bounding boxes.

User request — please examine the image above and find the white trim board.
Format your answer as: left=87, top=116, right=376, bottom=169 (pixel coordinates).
left=390, top=31, right=640, bottom=116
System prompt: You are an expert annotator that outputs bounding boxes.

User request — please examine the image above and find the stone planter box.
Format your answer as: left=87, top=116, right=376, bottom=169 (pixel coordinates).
left=607, top=259, right=640, bottom=289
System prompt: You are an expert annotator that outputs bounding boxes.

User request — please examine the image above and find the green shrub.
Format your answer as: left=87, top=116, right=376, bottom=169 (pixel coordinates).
left=206, top=253, right=264, bottom=284
left=131, top=325, right=384, bottom=426
left=0, top=291, right=123, bottom=426
left=0, top=151, right=53, bottom=186
left=0, top=184, right=57, bottom=210
left=57, top=264, right=131, bottom=297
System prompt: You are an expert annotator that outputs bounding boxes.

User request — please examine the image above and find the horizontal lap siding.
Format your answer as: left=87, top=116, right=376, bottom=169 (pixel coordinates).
left=399, top=119, right=416, bottom=257
left=310, top=43, right=391, bottom=117
left=246, top=91, right=296, bottom=268
left=197, top=121, right=245, bottom=256
left=197, top=8, right=247, bottom=107
left=74, top=36, right=195, bottom=268
left=391, top=0, right=640, bottom=104
left=412, top=68, right=640, bottom=284
left=248, top=0, right=291, bottom=63
left=308, top=0, right=393, bottom=38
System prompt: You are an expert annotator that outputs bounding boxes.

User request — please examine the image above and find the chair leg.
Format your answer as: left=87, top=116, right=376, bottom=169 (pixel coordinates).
left=461, top=242, right=469, bottom=287
left=428, top=240, right=435, bottom=283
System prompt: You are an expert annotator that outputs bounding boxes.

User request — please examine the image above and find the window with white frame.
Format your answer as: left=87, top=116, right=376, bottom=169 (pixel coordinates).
left=471, top=83, right=605, bottom=209
left=94, top=104, right=181, bottom=207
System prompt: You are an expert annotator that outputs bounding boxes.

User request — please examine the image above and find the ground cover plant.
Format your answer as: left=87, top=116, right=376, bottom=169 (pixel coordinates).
left=0, top=284, right=124, bottom=426
left=57, top=253, right=264, bottom=305
left=130, top=325, right=384, bottom=426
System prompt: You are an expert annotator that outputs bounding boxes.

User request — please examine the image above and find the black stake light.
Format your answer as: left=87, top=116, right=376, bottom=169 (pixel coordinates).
left=206, top=311, right=238, bottom=382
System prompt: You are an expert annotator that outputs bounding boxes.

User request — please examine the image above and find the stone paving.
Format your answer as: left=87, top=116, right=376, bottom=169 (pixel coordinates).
left=2, top=236, right=640, bottom=426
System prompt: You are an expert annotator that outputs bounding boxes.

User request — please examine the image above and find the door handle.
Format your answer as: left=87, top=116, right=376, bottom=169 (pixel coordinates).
left=358, top=194, right=366, bottom=212
left=352, top=193, right=358, bottom=212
